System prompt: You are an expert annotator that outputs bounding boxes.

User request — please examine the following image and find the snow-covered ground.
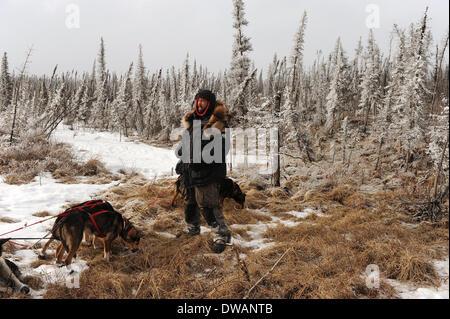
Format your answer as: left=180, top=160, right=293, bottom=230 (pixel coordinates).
left=386, top=259, right=449, bottom=299
left=0, top=173, right=115, bottom=239
left=231, top=208, right=319, bottom=252
left=51, top=125, right=179, bottom=179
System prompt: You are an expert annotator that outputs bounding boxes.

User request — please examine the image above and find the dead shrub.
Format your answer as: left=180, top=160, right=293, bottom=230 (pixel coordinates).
left=32, top=211, right=51, bottom=217
left=385, top=252, right=438, bottom=285
left=329, top=186, right=354, bottom=204
left=151, top=215, right=179, bottom=232
left=0, top=134, right=89, bottom=185
left=0, top=216, right=18, bottom=223
left=270, top=187, right=290, bottom=199
left=82, top=159, right=106, bottom=176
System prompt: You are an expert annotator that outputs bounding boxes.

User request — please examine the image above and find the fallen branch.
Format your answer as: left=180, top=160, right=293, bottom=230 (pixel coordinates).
left=233, top=246, right=250, bottom=282
left=243, top=247, right=291, bottom=299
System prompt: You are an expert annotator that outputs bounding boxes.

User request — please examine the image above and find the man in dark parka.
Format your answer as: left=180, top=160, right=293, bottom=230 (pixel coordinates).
left=175, top=89, right=231, bottom=253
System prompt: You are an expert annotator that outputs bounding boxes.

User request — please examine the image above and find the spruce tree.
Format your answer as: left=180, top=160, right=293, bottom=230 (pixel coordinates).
left=230, top=0, right=253, bottom=119
left=0, top=52, right=12, bottom=112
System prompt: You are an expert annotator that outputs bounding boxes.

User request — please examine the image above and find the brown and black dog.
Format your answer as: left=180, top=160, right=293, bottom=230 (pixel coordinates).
left=39, top=200, right=140, bottom=266
left=171, top=176, right=246, bottom=209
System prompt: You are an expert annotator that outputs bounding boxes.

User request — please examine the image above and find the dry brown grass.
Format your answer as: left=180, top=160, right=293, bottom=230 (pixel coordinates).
left=37, top=172, right=448, bottom=299
left=0, top=216, right=18, bottom=223
left=0, top=242, right=18, bottom=254
left=32, top=211, right=51, bottom=217
left=81, top=158, right=107, bottom=176
left=2, top=131, right=445, bottom=299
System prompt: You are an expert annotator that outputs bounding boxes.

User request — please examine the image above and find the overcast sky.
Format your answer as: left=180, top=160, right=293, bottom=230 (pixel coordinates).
left=0, top=0, right=448, bottom=76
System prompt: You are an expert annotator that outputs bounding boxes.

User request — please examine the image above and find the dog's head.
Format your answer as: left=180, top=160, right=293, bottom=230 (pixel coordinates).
left=0, top=238, right=11, bottom=256
left=121, top=218, right=140, bottom=252
left=231, top=181, right=246, bottom=209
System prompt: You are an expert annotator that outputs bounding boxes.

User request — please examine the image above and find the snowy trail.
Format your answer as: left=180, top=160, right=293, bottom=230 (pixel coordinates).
left=51, top=125, right=179, bottom=179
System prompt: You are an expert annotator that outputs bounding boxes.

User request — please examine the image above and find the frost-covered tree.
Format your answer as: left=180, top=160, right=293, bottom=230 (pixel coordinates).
left=290, top=11, right=307, bottom=78
left=309, top=52, right=329, bottom=125
left=286, top=11, right=308, bottom=119
left=92, top=77, right=108, bottom=128
left=325, top=38, right=350, bottom=134
left=157, top=83, right=172, bottom=141
left=144, top=69, right=162, bottom=139
left=389, top=9, right=432, bottom=169
left=112, top=63, right=133, bottom=136
left=92, top=37, right=108, bottom=128
left=133, top=44, right=147, bottom=135
left=349, top=37, right=363, bottom=113
left=37, top=81, right=49, bottom=115
left=0, top=52, right=12, bottom=112
left=66, top=78, right=86, bottom=126
left=381, top=25, right=407, bottom=125
left=230, top=0, right=253, bottom=118
left=36, top=80, right=68, bottom=135
left=96, top=37, right=106, bottom=86
left=179, top=53, right=191, bottom=112
left=358, top=29, right=382, bottom=132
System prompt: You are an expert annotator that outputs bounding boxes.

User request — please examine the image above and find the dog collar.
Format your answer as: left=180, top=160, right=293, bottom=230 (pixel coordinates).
left=122, top=218, right=133, bottom=237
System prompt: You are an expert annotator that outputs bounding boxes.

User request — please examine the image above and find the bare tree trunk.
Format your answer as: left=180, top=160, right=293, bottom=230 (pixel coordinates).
left=273, top=90, right=281, bottom=187
left=431, top=34, right=448, bottom=113
left=433, top=133, right=449, bottom=200
left=375, top=135, right=384, bottom=171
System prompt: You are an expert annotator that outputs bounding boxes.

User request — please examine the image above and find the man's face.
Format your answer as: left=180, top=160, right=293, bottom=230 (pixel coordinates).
left=197, top=97, right=209, bottom=112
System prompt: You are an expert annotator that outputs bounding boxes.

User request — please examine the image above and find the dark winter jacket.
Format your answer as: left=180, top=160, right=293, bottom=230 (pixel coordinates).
left=175, top=100, right=230, bottom=187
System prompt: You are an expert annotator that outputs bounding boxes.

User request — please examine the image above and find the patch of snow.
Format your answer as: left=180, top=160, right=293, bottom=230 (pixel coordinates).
left=154, top=231, right=176, bottom=239
left=285, top=208, right=325, bottom=219
left=51, top=125, right=179, bottom=179
left=359, top=184, right=381, bottom=194
left=386, top=258, right=449, bottom=299
left=0, top=173, right=115, bottom=239
left=2, top=248, right=88, bottom=298
left=231, top=208, right=325, bottom=251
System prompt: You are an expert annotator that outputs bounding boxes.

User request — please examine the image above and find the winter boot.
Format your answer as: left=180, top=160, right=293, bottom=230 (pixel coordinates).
left=210, top=226, right=231, bottom=254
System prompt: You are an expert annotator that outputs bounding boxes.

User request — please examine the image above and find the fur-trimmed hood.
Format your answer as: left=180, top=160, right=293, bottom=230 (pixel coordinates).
left=182, top=100, right=228, bottom=132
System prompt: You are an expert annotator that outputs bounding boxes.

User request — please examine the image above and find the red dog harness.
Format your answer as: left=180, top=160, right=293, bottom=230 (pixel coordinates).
left=87, top=210, right=109, bottom=238
left=63, top=200, right=110, bottom=238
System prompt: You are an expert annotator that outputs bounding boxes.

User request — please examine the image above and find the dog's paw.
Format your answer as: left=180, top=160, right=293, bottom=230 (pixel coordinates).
left=20, top=285, right=30, bottom=295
